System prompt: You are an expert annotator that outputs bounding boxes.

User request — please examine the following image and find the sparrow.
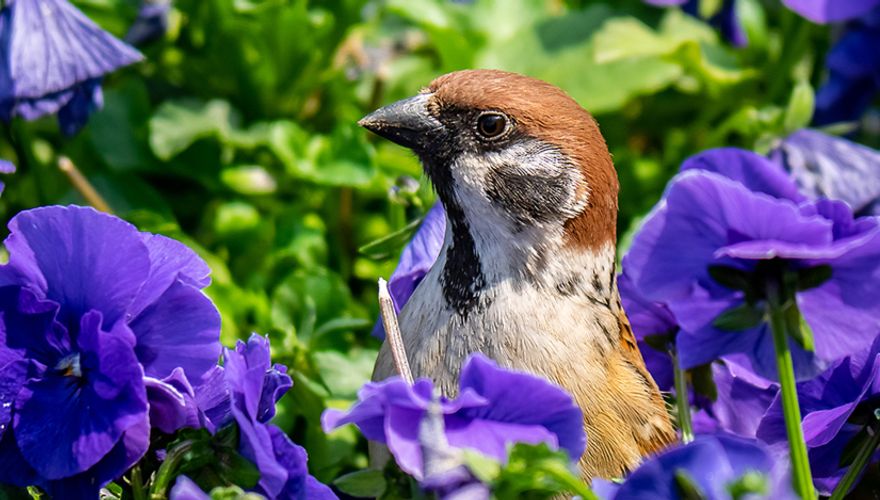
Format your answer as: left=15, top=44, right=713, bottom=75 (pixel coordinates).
left=362, top=69, right=675, bottom=479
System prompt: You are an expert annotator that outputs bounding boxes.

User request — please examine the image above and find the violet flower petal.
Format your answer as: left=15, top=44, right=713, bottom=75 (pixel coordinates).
left=13, top=311, right=147, bottom=479
left=129, top=279, right=221, bottom=381
left=782, top=0, right=880, bottom=23
left=3, top=205, right=152, bottom=328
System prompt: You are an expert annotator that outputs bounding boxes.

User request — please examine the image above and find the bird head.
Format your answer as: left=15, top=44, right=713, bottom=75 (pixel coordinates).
left=361, top=69, right=620, bottom=317
left=361, top=70, right=619, bottom=256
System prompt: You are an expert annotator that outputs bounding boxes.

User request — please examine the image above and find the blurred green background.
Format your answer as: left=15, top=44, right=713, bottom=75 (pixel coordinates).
left=0, top=0, right=872, bottom=484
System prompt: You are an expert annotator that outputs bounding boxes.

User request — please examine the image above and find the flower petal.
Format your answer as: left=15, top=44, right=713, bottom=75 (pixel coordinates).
left=782, top=0, right=880, bottom=23
left=13, top=310, right=147, bottom=478
left=458, top=354, right=585, bottom=460
left=6, top=0, right=142, bottom=97
left=3, top=205, right=152, bottom=328
left=680, top=148, right=805, bottom=202
left=130, top=280, right=221, bottom=380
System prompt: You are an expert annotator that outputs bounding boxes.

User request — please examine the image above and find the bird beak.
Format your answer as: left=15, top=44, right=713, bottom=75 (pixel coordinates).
left=358, top=93, right=443, bottom=151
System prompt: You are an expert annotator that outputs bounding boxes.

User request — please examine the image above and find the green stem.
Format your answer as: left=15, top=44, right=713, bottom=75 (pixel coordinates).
left=671, top=348, right=694, bottom=444
left=829, top=417, right=880, bottom=500
left=130, top=464, right=147, bottom=500
left=149, top=440, right=194, bottom=499
left=767, top=282, right=815, bottom=499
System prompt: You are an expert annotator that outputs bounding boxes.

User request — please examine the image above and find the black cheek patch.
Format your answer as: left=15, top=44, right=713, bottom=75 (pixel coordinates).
left=486, top=166, right=573, bottom=226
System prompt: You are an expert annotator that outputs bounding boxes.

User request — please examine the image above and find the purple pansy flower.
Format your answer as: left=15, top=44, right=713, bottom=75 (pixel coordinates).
left=0, top=159, right=14, bottom=195
left=593, top=434, right=796, bottom=499
left=0, top=205, right=221, bottom=497
left=373, top=202, right=445, bottom=339
left=812, top=8, right=880, bottom=126
left=782, top=0, right=880, bottom=23
left=220, top=334, right=335, bottom=500
left=625, top=148, right=880, bottom=380
left=757, top=335, right=880, bottom=495
left=125, top=0, right=171, bottom=46
left=620, top=270, right=778, bottom=439
left=0, top=0, right=143, bottom=135
left=770, top=129, right=880, bottom=216
left=322, top=353, right=585, bottom=482
left=644, top=0, right=747, bottom=47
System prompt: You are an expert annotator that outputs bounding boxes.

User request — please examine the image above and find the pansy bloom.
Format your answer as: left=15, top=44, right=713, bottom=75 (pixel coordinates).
left=0, top=205, right=221, bottom=496
left=593, top=434, right=796, bottom=499
left=0, top=0, right=143, bottom=134
left=757, top=336, right=880, bottom=495
left=322, top=354, right=585, bottom=482
left=811, top=8, right=880, bottom=125
left=214, top=334, right=335, bottom=500
left=625, top=148, right=880, bottom=379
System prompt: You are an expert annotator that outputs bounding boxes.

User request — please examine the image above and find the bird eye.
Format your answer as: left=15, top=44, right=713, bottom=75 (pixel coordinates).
left=476, top=113, right=508, bottom=139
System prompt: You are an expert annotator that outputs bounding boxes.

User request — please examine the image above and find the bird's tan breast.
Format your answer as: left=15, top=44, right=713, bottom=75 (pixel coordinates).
left=373, top=273, right=676, bottom=479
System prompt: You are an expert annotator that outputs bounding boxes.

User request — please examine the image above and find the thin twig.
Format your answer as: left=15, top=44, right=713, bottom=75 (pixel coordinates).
left=378, top=277, right=413, bottom=384
left=57, top=156, right=113, bottom=214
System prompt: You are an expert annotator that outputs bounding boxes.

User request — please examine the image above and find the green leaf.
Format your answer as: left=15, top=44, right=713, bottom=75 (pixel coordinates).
left=726, top=471, right=769, bottom=499
left=708, top=265, right=752, bottom=292
left=796, top=265, right=832, bottom=291
left=358, top=216, right=423, bottom=260
left=674, top=469, right=708, bottom=500
left=691, top=363, right=718, bottom=401
left=0, top=484, right=33, bottom=500
left=492, top=443, right=596, bottom=499
left=221, top=165, right=277, bottom=195
left=461, top=450, right=502, bottom=483
left=208, top=485, right=263, bottom=500
left=333, top=469, right=387, bottom=498
left=783, top=80, right=815, bottom=133
left=313, top=348, right=378, bottom=399
left=149, top=99, right=236, bottom=160
left=713, top=302, right=765, bottom=332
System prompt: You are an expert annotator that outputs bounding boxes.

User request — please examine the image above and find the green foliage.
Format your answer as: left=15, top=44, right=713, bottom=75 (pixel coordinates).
left=0, top=0, right=856, bottom=494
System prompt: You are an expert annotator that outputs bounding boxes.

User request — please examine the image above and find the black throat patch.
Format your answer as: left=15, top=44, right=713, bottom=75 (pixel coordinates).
left=419, top=144, right=488, bottom=319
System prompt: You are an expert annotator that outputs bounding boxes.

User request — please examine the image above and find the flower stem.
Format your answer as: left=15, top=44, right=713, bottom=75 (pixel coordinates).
left=829, top=417, right=880, bottom=500
left=149, top=440, right=194, bottom=499
left=767, top=282, right=815, bottom=499
left=671, top=348, right=694, bottom=444
left=130, top=464, right=147, bottom=500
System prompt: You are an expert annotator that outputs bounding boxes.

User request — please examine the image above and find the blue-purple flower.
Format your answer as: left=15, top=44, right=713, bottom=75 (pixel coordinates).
left=812, top=8, right=880, bottom=126
left=593, top=434, right=796, bottom=499
left=0, top=205, right=221, bottom=496
left=757, top=335, right=880, bottom=495
left=625, top=148, right=880, bottom=379
left=218, top=334, right=335, bottom=500
left=125, top=0, right=171, bottom=46
left=373, top=202, right=445, bottom=339
left=322, top=354, right=585, bottom=482
left=770, top=129, right=880, bottom=216
left=0, top=0, right=143, bottom=135
left=782, top=0, right=880, bottom=23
